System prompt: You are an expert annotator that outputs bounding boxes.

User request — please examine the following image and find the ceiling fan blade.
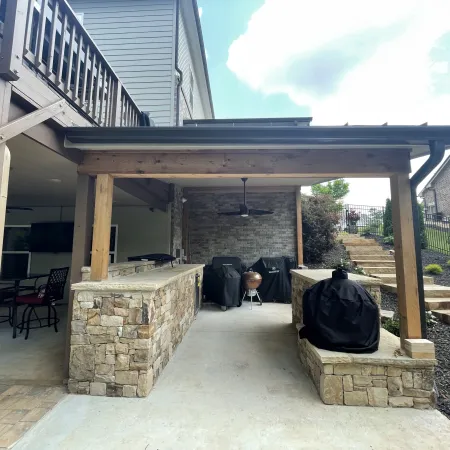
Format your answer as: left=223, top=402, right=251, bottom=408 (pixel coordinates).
left=218, top=211, right=242, bottom=216
left=248, top=209, right=274, bottom=216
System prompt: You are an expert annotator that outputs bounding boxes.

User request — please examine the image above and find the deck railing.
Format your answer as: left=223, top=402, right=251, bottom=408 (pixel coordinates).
left=0, top=0, right=141, bottom=127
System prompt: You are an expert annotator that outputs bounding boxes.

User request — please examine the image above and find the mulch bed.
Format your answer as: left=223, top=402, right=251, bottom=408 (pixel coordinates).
left=306, top=243, right=348, bottom=270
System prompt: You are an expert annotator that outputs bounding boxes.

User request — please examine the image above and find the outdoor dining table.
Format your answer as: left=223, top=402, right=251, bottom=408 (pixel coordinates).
left=0, top=273, right=50, bottom=338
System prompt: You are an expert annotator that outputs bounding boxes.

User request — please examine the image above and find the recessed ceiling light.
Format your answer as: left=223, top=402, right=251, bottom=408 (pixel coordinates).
left=49, top=178, right=62, bottom=183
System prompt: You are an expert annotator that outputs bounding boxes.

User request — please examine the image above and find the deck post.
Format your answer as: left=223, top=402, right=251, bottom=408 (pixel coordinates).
left=65, top=174, right=95, bottom=375
left=91, top=174, right=114, bottom=281
left=296, top=187, right=304, bottom=265
left=390, top=173, right=422, bottom=345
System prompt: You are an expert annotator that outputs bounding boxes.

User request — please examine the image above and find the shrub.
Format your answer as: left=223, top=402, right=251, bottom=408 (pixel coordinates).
left=334, top=258, right=351, bottom=271
left=383, top=199, right=393, bottom=237
left=447, top=259, right=450, bottom=266
left=302, top=194, right=340, bottom=264
left=352, top=266, right=367, bottom=276
left=426, top=311, right=438, bottom=328
left=424, top=264, right=443, bottom=275
left=383, top=317, right=400, bottom=337
left=383, top=235, right=394, bottom=245
left=418, top=202, right=428, bottom=250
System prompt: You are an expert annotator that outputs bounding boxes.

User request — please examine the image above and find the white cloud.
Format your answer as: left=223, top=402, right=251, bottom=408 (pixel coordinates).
left=227, top=0, right=450, bottom=205
left=198, top=7, right=203, bottom=18
left=227, top=0, right=450, bottom=125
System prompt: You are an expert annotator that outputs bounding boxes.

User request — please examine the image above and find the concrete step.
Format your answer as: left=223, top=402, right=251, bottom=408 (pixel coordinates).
left=425, top=298, right=450, bottom=311
left=384, top=284, right=450, bottom=297
left=431, top=310, right=450, bottom=324
left=364, top=267, right=396, bottom=274
left=373, top=274, right=434, bottom=284
left=353, top=260, right=396, bottom=267
left=349, top=255, right=394, bottom=261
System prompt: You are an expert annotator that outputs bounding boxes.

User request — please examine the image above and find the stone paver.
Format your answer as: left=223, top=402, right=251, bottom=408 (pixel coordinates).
left=0, top=385, right=65, bottom=449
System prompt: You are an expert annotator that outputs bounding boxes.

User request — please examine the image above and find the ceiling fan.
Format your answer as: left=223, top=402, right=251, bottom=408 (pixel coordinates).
left=218, top=178, right=274, bottom=217
left=6, top=207, right=33, bottom=213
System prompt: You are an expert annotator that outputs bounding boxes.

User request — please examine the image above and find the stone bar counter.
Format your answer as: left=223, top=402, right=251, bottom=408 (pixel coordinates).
left=291, top=269, right=437, bottom=409
left=68, top=262, right=204, bottom=398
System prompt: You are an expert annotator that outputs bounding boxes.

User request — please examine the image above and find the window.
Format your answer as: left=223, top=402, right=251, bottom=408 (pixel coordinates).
left=189, top=68, right=194, bottom=112
left=2, top=226, right=32, bottom=279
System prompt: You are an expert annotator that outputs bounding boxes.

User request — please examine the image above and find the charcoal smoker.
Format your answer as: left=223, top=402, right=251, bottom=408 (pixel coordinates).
left=241, top=270, right=263, bottom=309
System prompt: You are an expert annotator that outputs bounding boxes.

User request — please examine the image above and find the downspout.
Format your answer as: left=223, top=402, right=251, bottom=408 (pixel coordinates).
left=174, top=0, right=183, bottom=126
left=410, top=140, right=446, bottom=338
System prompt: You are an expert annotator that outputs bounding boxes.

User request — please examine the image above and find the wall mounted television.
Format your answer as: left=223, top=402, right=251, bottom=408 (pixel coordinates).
left=30, top=222, right=74, bottom=253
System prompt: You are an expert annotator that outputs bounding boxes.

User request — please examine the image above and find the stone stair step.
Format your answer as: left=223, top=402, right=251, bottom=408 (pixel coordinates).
left=364, top=267, right=396, bottom=274
left=425, top=298, right=450, bottom=310
left=373, top=274, right=434, bottom=284
left=384, top=284, right=450, bottom=297
left=431, top=310, right=450, bottom=324
left=349, top=255, right=394, bottom=261
left=353, top=260, right=396, bottom=267
left=346, top=246, right=388, bottom=254
left=341, top=240, right=378, bottom=246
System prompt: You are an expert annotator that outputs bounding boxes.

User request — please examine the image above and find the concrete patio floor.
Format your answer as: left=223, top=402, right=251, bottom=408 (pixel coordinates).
left=14, top=303, right=450, bottom=449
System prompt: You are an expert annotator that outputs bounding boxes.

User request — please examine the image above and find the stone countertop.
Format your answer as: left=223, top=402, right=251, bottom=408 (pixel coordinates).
left=72, top=264, right=204, bottom=292
left=291, top=269, right=382, bottom=287
left=298, top=328, right=436, bottom=368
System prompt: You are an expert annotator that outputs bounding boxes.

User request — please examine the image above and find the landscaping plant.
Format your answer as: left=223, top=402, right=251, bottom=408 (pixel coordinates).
left=418, top=202, right=428, bottom=249
left=424, top=264, right=443, bottom=275
left=383, top=198, right=393, bottom=237
left=302, top=194, right=340, bottom=264
left=383, top=235, right=394, bottom=245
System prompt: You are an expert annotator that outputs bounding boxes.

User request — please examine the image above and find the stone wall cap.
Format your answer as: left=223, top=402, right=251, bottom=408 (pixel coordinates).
left=291, top=269, right=382, bottom=286
left=299, top=329, right=436, bottom=368
left=72, top=264, right=204, bottom=292
left=81, top=260, right=158, bottom=274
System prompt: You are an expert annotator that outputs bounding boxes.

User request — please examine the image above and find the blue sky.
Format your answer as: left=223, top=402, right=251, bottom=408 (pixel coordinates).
left=198, top=0, right=450, bottom=205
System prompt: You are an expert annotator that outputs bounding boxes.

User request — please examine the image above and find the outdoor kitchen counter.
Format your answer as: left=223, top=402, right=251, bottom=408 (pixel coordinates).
left=72, top=264, right=204, bottom=291
left=69, top=263, right=204, bottom=398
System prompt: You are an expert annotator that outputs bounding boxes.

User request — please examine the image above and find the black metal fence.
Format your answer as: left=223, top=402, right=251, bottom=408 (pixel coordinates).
left=424, top=213, right=450, bottom=255
left=340, top=204, right=385, bottom=236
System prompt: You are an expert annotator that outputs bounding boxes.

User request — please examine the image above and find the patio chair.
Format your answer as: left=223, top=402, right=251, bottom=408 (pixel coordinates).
left=0, top=287, right=14, bottom=325
left=16, top=267, right=69, bottom=340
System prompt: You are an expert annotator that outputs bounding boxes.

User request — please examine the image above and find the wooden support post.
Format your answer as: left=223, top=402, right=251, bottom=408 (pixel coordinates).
left=296, top=187, right=304, bottom=265
left=390, top=173, right=421, bottom=344
left=65, top=174, right=95, bottom=375
left=0, top=80, right=12, bottom=273
left=91, top=174, right=114, bottom=281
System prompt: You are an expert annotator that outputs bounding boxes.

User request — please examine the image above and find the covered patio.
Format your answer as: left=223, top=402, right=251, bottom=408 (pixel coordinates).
left=58, top=124, right=450, bottom=403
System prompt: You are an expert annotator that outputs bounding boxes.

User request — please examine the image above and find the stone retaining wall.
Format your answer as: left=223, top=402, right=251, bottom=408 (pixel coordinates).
left=68, top=270, right=202, bottom=397
left=298, top=337, right=436, bottom=408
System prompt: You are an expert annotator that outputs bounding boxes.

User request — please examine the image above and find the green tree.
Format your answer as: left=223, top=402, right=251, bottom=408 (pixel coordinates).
left=311, top=179, right=350, bottom=201
left=383, top=198, right=393, bottom=237
left=419, top=202, right=428, bottom=249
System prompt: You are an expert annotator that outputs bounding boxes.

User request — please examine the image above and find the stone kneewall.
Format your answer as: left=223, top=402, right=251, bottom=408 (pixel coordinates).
left=69, top=270, right=202, bottom=397
left=81, top=261, right=171, bottom=282
left=292, top=274, right=381, bottom=326
left=299, top=338, right=435, bottom=409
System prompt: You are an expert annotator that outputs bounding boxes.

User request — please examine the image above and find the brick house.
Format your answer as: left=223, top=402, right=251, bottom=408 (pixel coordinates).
left=419, top=155, right=450, bottom=219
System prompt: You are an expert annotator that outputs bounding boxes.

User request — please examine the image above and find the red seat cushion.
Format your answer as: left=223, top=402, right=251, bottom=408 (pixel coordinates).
left=16, top=294, right=44, bottom=305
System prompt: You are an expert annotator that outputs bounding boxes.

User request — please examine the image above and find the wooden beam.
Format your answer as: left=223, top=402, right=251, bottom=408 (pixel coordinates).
left=0, top=0, right=28, bottom=81
left=391, top=173, right=421, bottom=344
left=91, top=174, right=114, bottom=281
left=114, top=178, right=168, bottom=211
left=65, top=174, right=95, bottom=376
left=185, top=186, right=298, bottom=194
left=0, top=80, right=12, bottom=273
left=8, top=102, right=82, bottom=163
left=296, top=187, right=303, bottom=265
left=0, top=99, right=65, bottom=141
left=79, top=148, right=411, bottom=178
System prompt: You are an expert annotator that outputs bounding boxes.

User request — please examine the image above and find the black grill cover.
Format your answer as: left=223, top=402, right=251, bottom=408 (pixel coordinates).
left=203, top=265, right=242, bottom=307
left=249, top=257, right=291, bottom=303
left=299, top=269, right=380, bottom=353
left=212, top=256, right=245, bottom=275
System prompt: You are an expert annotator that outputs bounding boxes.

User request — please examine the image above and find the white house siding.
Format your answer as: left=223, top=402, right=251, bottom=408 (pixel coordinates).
left=69, top=0, right=176, bottom=126
left=178, top=9, right=206, bottom=121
